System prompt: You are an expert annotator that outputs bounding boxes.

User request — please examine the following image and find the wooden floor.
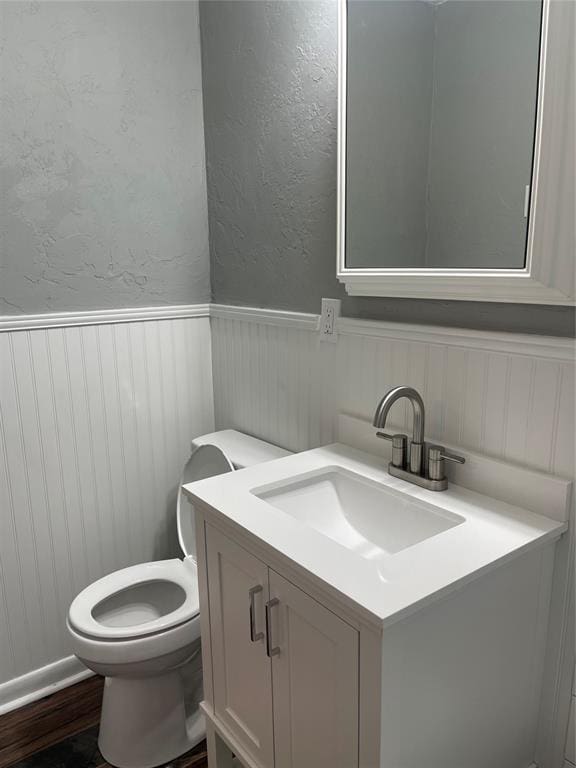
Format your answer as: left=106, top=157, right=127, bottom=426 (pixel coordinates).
left=0, top=676, right=208, bottom=768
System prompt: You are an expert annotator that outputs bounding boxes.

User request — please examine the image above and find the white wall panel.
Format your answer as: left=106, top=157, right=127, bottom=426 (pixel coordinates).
left=0, top=316, right=214, bottom=688
left=211, top=314, right=574, bottom=479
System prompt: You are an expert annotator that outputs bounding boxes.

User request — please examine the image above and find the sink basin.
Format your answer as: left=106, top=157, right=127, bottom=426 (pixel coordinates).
left=252, top=466, right=465, bottom=558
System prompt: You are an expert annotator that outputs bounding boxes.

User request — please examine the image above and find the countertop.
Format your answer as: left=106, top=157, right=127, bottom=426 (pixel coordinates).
left=183, top=443, right=567, bottom=627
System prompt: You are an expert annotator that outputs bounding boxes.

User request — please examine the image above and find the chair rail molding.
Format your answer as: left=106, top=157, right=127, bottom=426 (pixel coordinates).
left=0, top=304, right=210, bottom=333
left=2, top=302, right=574, bottom=363
left=212, top=303, right=576, bottom=363
left=337, top=0, right=576, bottom=304
left=209, top=303, right=318, bottom=331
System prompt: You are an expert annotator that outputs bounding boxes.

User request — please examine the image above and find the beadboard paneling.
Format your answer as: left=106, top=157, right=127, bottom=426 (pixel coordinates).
left=211, top=315, right=575, bottom=478
left=0, top=316, right=214, bottom=688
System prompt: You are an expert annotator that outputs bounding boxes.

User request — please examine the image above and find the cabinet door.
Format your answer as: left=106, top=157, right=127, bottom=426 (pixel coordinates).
left=206, top=525, right=274, bottom=767
left=269, top=570, right=359, bottom=768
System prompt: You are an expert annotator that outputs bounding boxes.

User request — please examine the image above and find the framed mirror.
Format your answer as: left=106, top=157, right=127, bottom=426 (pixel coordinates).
left=337, top=0, right=575, bottom=304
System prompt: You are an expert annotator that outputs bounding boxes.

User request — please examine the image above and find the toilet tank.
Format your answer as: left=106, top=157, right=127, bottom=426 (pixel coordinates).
left=177, top=430, right=291, bottom=559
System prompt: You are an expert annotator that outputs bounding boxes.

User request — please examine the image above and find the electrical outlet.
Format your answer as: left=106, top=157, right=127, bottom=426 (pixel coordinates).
left=319, top=298, right=341, bottom=343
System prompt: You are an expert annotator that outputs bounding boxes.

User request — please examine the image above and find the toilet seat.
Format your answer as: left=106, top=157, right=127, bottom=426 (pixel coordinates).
left=68, top=559, right=199, bottom=641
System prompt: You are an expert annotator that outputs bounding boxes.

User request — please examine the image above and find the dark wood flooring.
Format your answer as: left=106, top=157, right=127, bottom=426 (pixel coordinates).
left=0, top=676, right=208, bottom=768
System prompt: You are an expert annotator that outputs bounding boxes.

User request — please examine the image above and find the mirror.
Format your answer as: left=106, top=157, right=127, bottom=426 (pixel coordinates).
left=337, top=0, right=575, bottom=303
left=346, top=0, right=542, bottom=270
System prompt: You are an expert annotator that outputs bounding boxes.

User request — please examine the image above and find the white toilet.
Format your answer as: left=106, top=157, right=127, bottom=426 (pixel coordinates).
left=67, top=429, right=290, bottom=768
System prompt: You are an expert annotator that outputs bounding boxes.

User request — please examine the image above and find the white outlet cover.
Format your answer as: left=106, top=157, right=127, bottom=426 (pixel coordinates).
left=319, top=298, right=341, bottom=343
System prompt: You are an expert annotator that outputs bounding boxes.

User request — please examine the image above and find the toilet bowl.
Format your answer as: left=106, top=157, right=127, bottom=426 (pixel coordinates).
left=67, top=429, right=290, bottom=768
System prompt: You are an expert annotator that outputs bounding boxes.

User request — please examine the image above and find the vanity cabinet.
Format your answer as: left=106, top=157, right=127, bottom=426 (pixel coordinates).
left=193, top=487, right=561, bottom=768
left=205, top=524, right=359, bottom=768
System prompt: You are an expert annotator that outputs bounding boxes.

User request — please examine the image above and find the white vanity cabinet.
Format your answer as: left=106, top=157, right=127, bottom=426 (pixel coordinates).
left=197, top=515, right=558, bottom=768
left=204, top=524, right=359, bottom=768
left=187, top=443, right=568, bottom=768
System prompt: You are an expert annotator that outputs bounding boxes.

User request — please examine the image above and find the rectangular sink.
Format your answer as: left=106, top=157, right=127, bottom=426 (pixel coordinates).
left=252, top=466, right=465, bottom=559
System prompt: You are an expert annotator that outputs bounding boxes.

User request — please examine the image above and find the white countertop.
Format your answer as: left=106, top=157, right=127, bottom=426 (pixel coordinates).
left=183, top=443, right=567, bottom=627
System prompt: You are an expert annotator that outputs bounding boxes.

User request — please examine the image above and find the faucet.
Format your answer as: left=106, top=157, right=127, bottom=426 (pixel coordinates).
left=373, top=385, right=464, bottom=491
left=373, top=386, right=425, bottom=474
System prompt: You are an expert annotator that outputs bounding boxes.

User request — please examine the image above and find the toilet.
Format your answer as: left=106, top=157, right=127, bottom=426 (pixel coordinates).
left=67, top=429, right=290, bottom=768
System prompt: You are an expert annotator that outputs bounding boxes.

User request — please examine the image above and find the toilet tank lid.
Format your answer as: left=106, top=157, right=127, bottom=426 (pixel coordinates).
left=190, top=429, right=291, bottom=469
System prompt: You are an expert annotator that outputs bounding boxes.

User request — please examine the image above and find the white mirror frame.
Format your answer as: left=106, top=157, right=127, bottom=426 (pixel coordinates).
left=337, top=0, right=575, bottom=304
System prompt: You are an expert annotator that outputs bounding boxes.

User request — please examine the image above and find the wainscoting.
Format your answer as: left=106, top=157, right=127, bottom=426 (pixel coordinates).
left=210, top=304, right=574, bottom=476
left=0, top=301, right=573, bottom=767
left=0, top=308, right=214, bottom=710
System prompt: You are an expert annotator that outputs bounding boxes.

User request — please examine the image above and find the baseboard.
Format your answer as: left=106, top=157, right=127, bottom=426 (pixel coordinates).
left=0, top=656, right=93, bottom=716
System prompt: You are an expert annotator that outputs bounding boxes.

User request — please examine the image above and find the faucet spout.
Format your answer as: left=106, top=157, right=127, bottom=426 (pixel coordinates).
left=373, top=386, right=425, bottom=443
left=373, top=386, right=426, bottom=473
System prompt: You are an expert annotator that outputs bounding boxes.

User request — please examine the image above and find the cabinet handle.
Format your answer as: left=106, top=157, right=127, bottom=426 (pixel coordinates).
left=248, top=585, right=264, bottom=642
left=265, top=598, right=280, bottom=657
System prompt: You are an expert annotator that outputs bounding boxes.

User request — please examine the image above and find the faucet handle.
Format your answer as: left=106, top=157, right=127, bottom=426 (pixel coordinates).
left=427, top=445, right=465, bottom=481
left=376, top=432, right=407, bottom=468
left=441, top=450, right=466, bottom=465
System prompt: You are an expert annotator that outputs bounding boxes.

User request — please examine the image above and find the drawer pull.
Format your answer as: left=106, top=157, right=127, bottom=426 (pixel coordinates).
left=265, top=598, right=280, bottom=657
left=248, top=585, right=264, bottom=642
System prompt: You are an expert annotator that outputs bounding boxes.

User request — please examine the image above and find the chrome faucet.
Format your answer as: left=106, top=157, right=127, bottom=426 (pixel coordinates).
left=373, top=385, right=465, bottom=491
left=373, top=386, right=425, bottom=474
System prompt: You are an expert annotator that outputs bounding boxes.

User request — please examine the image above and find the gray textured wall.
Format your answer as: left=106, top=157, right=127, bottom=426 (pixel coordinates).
left=0, top=0, right=210, bottom=315
left=201, top=0, right=574, bottom=337
left=201, top=0, right=339, bottom=314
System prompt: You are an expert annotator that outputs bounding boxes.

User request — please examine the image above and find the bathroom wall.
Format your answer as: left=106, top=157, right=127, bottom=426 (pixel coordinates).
left=0, top=313, right=214, bottom=704
left=0, top=0, right=210, bottom=314
left=0, top=0, right=214, bottom=707
left=211, top=310, right=574, bottom=475
left=200, top=0, right=339, bottom=318
left=200, top=0, right=575, bottom=336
